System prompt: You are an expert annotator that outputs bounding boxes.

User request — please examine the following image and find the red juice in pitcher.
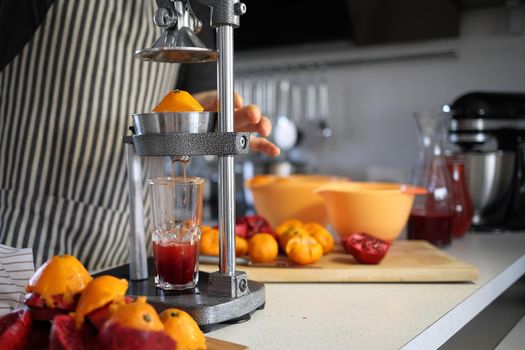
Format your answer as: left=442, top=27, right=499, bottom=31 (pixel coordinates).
left=446, top=159, right=474, bottom=238
left=407, top=212, right=453, bottom=247
left=153, top=241, right=198, bottom=289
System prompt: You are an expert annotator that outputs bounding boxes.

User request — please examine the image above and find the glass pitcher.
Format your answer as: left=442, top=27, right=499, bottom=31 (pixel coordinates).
left=407, top=110, right=454, bottom=247
left=445, top=156, right=474, bottom=238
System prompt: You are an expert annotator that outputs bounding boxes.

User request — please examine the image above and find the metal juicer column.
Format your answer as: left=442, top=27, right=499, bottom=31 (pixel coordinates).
left=217, top=25, right=236, bottom=276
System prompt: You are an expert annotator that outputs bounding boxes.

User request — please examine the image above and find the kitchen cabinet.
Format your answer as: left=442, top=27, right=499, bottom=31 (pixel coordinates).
left=208, top=233, right=525, bottom=349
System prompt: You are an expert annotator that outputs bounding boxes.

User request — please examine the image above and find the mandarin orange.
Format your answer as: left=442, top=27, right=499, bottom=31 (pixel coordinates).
left=160, top=308, right=207, bottom=350
left=105, top=297, right=164, bottom=332
left=278, top=226, right=311, bottom=250
left=285, top=235, right=323, bottom=265
left=302, top=222, right=334, bottom=254
left=275, top=219, right=304, bottom=236
left=235, top=236, right=249, bottom=256
left=200, top=228, right=220, bottom=256
left=248, top=233, right=279, bottom=263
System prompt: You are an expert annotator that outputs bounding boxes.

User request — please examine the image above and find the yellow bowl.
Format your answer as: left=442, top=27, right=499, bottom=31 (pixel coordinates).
left=314, top=182, right=425, bottom=242
left=245, top=175, right=348, bottom=228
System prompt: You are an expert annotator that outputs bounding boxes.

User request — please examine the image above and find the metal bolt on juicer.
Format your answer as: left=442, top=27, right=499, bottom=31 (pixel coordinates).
left=116, top=0, right=265, bottom=331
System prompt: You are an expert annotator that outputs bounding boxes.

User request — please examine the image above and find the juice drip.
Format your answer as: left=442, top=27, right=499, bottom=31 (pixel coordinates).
left=170, top=158, right=190, bottom=180
left=182, top=159, right=188, bottom=180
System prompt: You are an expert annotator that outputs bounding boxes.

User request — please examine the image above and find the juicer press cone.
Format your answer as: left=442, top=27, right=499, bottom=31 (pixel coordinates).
left=134, top=0, right=217, bottom=64
left=135, top=27, right=217, bottom=63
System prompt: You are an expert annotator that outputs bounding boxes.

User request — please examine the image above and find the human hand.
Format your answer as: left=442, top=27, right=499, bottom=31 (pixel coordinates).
left=194, top=91, right=281, bottom=157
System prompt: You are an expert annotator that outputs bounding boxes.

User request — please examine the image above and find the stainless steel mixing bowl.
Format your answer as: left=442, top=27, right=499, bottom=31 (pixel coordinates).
left=462, top=151, right=515, bottom=225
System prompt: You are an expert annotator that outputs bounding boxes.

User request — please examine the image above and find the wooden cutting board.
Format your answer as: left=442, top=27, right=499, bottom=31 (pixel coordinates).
left=207, top=336, right=248, bottom=350
left=200, top=240, right=478, bottom=283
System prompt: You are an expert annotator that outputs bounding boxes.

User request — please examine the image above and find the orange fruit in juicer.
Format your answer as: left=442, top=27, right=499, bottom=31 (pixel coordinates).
left=248, top=233, right=279, bottom=263
left=152, top=89, right=204, bottom=112
left=160, top=308, right=207, bottom=350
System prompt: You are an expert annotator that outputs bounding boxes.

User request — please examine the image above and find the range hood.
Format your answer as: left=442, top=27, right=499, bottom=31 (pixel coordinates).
left=234, top=0, right=507, bottom=51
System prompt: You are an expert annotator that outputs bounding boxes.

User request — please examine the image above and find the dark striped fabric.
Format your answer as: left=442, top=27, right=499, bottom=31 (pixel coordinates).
left=0, top=0, right=178, bottom=271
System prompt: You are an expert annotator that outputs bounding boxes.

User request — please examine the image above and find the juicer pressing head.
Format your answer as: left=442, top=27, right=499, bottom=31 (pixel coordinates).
left=135, top=0, right=217, bottom=63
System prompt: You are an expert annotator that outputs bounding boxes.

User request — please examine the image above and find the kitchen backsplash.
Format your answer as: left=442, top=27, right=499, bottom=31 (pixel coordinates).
left=235, top=6, right=525, bottom=181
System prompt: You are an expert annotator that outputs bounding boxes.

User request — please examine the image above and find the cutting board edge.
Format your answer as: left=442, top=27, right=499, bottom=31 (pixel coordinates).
left=206, top=336, right=249, bottom=350
left=240, top=269, right=479, bottom=283
left=199, top=240, right=480, bottom=283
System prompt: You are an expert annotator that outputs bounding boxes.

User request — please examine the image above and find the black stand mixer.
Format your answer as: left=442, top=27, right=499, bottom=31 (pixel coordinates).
left=105, top=0, right=265, bottom=331
left=449, top=92, right=525, bottom=232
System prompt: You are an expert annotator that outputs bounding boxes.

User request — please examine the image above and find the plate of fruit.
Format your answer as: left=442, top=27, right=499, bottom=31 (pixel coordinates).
left=0, top=254, right=246, bottom=350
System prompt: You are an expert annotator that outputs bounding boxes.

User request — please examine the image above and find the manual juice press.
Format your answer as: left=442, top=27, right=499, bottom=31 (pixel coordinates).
left=121, top=0, right=265, bottom=329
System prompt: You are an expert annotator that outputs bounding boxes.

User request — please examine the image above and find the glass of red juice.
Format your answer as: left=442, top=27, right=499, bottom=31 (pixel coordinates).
left=148, top=176, right=204, bottom=290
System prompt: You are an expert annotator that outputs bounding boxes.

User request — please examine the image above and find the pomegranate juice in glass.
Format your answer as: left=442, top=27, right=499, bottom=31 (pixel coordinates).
left=149, top=176, right=204, bottom=290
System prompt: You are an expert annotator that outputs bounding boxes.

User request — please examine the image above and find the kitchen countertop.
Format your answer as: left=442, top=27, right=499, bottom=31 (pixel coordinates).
left=208, top=232, right=525, bottom=350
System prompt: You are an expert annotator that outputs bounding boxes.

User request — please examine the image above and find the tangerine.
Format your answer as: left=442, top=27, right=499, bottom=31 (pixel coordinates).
left=278, top=226, right=311, bottom=251
left=248, top=233, right=279, bottom=263
left=285, top=235, right=323, bottom=265
left=275, top=219, right=304, bottom=236
left=302, top=222, right=334, bottom=254
left=160, top=308, right=207, bottom=350
left=105, top=297, right=163, bottom=332
left=200, top=228, right=219, bottom=256
left=235, top=236, right=249, bottom=256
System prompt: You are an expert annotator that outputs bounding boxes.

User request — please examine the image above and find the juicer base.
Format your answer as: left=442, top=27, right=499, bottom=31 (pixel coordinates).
left=97, top=261, right=265, bottom=332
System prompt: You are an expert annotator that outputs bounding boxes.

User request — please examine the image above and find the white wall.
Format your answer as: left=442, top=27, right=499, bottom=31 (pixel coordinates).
left=236, top=7, right=525, bottom=181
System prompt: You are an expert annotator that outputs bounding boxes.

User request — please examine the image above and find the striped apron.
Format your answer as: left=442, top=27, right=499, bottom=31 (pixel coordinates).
left=0, top=0, right=179, bottom=271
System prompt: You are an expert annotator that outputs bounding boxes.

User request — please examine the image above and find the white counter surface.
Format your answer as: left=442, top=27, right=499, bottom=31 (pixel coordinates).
left=208, top=233, right=525, bottom=350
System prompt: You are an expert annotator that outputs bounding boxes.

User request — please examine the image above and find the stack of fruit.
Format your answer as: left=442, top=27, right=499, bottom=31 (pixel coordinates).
left=275, top=220, right=334, bottom=265
left=200, top=215, right=276, bottom=263
left=200, top=216, right=334, bottom=265
left=0, top=255, right=206, bottom=350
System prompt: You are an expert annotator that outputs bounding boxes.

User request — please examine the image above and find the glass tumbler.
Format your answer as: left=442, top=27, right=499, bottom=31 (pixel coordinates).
left=149, top=176, right=204, bottom=290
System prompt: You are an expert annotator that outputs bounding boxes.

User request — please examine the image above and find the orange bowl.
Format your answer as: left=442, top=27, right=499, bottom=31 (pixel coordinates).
left=245, top=175, right=348, bottom=228
left=314, top=182, right=425, bottom=242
